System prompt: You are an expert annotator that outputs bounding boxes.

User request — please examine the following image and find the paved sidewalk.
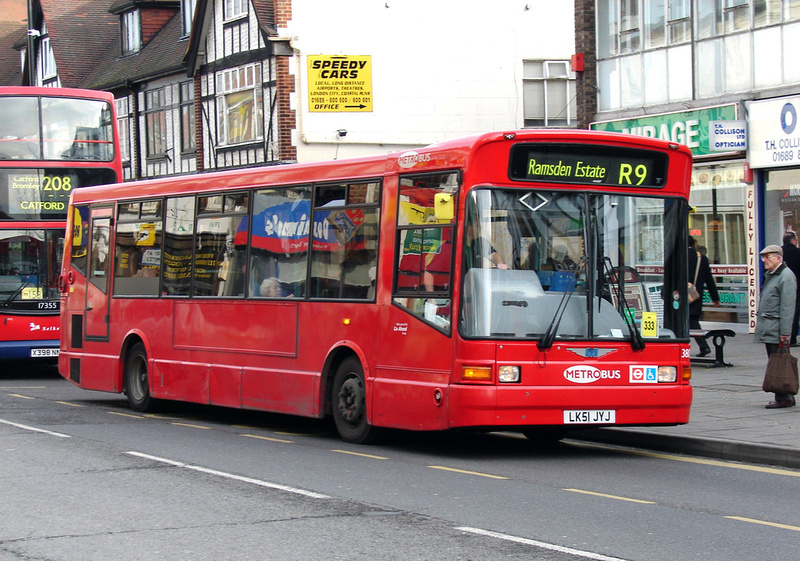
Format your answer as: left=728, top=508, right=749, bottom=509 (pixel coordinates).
left=579, top=322, right=800, bottom=468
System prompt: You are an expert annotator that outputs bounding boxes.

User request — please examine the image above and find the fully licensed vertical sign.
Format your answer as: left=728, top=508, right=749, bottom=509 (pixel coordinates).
left=307, top=55, right=373, bottom=112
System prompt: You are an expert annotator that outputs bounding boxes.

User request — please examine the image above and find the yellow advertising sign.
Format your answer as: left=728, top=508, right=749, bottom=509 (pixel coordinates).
left=308, top=55, right=373, bottom=112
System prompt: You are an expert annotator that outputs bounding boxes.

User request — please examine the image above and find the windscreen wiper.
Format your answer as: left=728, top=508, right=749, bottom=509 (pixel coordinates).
left=602, top=257, right=645, bottom=351
left=537, top=259, right=582, bottom=351
left=4, top=280, right=31, bottom=305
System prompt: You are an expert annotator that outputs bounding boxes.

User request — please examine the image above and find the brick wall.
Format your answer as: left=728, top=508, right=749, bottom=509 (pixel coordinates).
left=141, top=8, right=179, bottom=46
left=274, top=0, right=296, bottom=162
left=574, top=0, right=597, bottom=129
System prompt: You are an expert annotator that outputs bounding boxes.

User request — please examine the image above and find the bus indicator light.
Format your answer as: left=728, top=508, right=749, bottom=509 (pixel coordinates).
left=342, top=318, right=351, bottom=325
left=462, top=366, right=492, bottom=382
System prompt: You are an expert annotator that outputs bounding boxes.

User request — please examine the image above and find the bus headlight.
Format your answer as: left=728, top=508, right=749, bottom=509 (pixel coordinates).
left=498, top=365, right=520, bottom=383
left=658, top=366, right=677, bottom=383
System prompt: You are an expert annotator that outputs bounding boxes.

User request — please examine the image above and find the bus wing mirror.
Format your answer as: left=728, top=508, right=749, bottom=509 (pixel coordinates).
left=434, top=193, right=454, bottom=222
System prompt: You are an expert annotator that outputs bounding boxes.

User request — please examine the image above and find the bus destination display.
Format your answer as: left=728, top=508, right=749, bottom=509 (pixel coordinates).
left=509, top=144, right=668, bottom=187
left=1, top=168, right=117, bottom=219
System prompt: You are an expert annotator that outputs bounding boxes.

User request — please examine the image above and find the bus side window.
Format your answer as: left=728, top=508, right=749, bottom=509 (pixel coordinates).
left=250, top=186, right=311, bottom=298
left=193, top=193, right=248, bottom=298
left=309, top=181, right=380, bottom=300
left=113, top=200, right=162, bottom=297
left=163, top=196, right=195, bottom=296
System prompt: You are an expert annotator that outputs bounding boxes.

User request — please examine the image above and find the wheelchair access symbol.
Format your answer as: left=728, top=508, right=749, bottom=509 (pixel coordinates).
left=630, top=365, right=657, bottom=383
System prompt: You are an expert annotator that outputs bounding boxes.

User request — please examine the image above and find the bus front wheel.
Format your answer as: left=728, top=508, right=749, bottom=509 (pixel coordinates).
left=332, top=357, right=381, bottom=444
left=125, top=342, right=156, bottom=412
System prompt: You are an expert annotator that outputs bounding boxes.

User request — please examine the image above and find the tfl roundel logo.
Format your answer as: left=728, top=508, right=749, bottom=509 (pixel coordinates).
left=629, top=365, right=658, bottom=383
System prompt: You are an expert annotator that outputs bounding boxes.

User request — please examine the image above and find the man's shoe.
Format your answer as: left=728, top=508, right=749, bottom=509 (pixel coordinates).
left=765, top=400, right=795, bottom=409
left=697, top=349, right=711, bottom=357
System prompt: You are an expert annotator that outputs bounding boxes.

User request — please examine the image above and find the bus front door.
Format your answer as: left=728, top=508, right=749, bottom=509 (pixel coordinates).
left=84, top=208, right=113, bottom=340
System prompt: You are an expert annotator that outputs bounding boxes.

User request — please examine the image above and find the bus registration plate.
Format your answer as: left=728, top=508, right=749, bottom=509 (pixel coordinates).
left=563, top=410, right=615, bottom=424
left=30, top=348, right=59, bottom=358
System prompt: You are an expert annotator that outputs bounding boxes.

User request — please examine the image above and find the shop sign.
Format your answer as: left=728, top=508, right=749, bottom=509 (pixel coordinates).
left=708, top=120, right=747, bottom=151
left=746, top=95, right=800, bottom=169
left=591, top=105, right=739, bottom=157
left=307, top=55, right=373, bottom=112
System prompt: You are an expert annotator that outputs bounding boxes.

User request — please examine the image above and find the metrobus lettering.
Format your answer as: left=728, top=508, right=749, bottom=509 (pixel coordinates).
left=563, top=366, right=622, bottom=383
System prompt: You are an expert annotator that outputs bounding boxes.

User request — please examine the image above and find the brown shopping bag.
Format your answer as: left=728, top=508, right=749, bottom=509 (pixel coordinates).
left=762, top=344, right=799, bottom=395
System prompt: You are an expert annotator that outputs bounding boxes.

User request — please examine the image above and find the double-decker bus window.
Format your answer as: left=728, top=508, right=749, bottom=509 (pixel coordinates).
left=310, top=181, right=380, bottom=300
left=394, top=172, right=458, bottom=331
left=0, top=97, right=41, bottom=159
left=114, top=200, right=163, bottom=297
left=40, top=96, right=116, bottom=161
left=251, top=186, right=311, bottom=298
left=163, top=196, right=195, bottom=296
left=193, top=192, right=248, bottom=297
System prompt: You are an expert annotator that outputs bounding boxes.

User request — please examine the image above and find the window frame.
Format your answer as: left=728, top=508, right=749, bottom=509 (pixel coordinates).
left=216, top=64, right=264, bottom=146
left=180, top=81, right=196, bottom=154
left=38, top=36, right=57, bottom=80
left=522, top=60, right=577, bottom=128
left=121, top=9, right=142, bottom=56
left=145, top=88, right=168, bottom=159
left=224, top=0, right=248, bottom=22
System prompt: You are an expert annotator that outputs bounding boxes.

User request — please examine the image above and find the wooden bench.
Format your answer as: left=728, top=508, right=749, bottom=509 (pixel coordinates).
left=690, top=329, right=736, bottom=368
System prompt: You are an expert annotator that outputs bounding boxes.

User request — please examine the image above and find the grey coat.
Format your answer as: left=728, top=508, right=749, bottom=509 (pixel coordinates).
left=755, top=263, right=798, bottom=344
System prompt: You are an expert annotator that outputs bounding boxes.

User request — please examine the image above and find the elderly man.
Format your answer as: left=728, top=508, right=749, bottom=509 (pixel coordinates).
left=755, top=244, right=798, bottom=408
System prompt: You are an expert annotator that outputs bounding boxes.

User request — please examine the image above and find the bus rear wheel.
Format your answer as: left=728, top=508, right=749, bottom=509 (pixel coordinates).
left=332, top=357, right=381, bottom=444
left=125, top=342, right=156, bottom=412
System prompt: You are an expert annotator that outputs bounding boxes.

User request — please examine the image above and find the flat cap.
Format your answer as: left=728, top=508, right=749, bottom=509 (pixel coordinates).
left=760, top=244, right=783, bottom=256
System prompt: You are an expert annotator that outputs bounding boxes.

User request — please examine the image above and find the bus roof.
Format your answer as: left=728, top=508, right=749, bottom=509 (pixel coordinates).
left=0, top=86, right=115, bottom=103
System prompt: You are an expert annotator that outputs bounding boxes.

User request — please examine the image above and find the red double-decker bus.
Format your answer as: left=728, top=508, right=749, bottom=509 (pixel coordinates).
left=0, top=87, right=121, bottom=361
left=58, top=130, right=693, bottom=443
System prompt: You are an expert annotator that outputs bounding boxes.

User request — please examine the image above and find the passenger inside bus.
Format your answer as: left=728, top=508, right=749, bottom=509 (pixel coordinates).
left=259, top=277, right=283, bottom=297
left=464, top=222, right=508, bottom=270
